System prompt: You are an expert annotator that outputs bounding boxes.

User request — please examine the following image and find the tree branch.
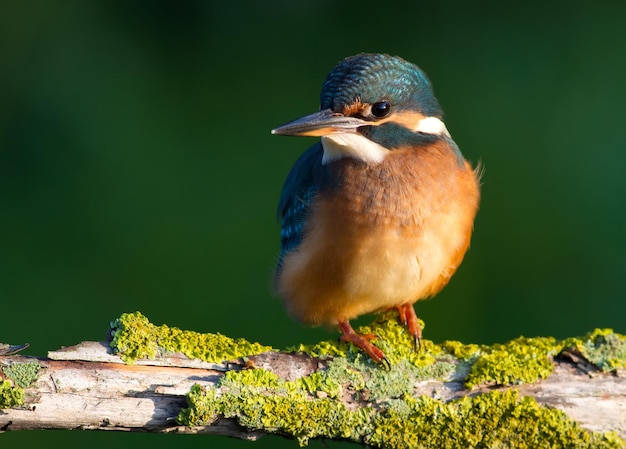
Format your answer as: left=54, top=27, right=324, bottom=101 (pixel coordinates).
left=0, top=314, right=624, bottom=448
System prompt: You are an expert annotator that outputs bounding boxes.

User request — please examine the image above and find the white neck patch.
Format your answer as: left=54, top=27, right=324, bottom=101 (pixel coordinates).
left=414, top=116, right=450, bottom=137
left=321, top=133, right=389, bottom=164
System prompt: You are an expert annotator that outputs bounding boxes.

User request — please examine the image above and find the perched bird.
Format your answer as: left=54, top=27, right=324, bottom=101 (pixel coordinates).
left=272, top=53, right=480, bottom=365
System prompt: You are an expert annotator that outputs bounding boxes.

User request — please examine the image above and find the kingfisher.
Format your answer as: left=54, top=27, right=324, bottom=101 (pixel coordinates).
left=272, top=53, right=480, bottom=365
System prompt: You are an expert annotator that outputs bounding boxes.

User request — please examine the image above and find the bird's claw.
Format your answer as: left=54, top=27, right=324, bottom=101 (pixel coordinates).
left=339, top=320, right=391, bottom=369
left=396, top=304, right=422, bottom=351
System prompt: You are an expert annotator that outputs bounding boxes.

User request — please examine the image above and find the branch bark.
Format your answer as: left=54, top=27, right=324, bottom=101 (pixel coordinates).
left=0, top=340, right=624, bottom=446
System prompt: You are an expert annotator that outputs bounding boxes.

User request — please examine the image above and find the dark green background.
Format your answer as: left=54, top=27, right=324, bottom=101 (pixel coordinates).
left=2, top=1, right=625, bottom=448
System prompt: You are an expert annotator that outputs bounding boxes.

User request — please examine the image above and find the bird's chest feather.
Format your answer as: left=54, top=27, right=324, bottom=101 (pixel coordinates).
left=277, top=142, right=479, bottom=324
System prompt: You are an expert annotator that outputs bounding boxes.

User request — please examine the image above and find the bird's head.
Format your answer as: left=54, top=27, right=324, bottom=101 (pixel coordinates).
left=272, top=53, right=451, bottom=164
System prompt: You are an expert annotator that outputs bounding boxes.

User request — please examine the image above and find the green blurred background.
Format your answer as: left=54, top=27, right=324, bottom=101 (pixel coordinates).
left=1, top=0, right=625, bottom=447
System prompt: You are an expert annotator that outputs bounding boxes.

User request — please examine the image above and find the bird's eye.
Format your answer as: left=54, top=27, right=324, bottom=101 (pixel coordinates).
left=371, top=101, right=391, bottom=118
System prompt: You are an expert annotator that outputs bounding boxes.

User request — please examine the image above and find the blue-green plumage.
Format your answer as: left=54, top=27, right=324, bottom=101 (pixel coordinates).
left=277, top=143, right=323, bottom=264
left=320, top=53, right=443, bottom=117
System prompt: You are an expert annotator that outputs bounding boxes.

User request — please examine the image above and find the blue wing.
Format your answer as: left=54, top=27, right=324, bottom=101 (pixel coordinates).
left=277, top=143, right=324, bottom=268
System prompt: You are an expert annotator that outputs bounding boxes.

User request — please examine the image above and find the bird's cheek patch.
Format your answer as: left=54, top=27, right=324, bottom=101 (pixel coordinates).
left=378, top=111, right=450, bottom=137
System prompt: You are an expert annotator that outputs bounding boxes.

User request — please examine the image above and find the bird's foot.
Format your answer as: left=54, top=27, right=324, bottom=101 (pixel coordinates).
left=338, top=320, right=390, bottom=368
left=396, top=304, right=422, bottom=350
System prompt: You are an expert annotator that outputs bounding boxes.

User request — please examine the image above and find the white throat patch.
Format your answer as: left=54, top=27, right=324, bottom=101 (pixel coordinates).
left=321, top=133, right=389, bottom=164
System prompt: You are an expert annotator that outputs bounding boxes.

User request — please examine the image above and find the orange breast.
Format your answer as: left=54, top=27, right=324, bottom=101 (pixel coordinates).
left=276, top=141, right=480, bottom=326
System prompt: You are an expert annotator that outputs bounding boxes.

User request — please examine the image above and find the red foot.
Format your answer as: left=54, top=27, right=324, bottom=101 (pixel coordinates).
left=338, top=320, right=390, bottom=368
left=396, top=304, right=422, bottom=350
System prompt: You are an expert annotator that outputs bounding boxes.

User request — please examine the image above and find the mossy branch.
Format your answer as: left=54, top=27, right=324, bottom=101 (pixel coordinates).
left=0, top=312, right=625, bottom=448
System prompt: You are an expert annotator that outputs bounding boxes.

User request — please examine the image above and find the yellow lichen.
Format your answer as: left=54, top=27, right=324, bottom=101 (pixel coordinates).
left=179, top=383, right=624, bottom=448
left=222, top=368, right=282, bottom=389
left=110, top=311, right=626, bottom=389
left=368, top=389, right=623, bottom=449
left=109, top=312, right=273, bottom=364
left=176, top=321, right=626, bottom=447
left=108, top=311, right=626, bottom=447
left=442, top=330, right=626, bottom=389
left=463, top=336, right=561, bottom=389
left=568, top=328, right=626, bottom=371
left=0, top=379, right=24, bottom=409
left=440, top=340, right=482, bottom=360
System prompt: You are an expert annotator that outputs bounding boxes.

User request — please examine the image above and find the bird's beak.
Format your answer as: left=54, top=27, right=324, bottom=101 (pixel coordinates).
left=272, top=109, right=368, bottom=137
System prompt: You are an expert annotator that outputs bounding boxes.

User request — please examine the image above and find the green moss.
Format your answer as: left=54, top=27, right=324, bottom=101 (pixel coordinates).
left=109, top=312, right=273, bottom=364
left=291, top=311, right=561, bottom=389
left=288, top=315, right=457, bottom=403
left=0, top=361, right=39, bottom=409
left=369, top=390, right=623, bottom=449
left=289, top=310, right=626, bottom=390
left=179, top=365, right=377, bottom=445
left=2, top=360, right=41, bottom=388
left=179, top=378, right=375, bottom=446
left=111, top=311, right=626, bottom=391
left=172, top=312, right=626, bottom=447
left=179, top=383, right=623, bottom=448
left=324, top=357, right=366, bottom=391
left=220, top=367, right=342, bottom=400
left=288, top=339, right=347, bottom=359
left=0, top=379, right=24, bottom=408
left=109, top=311, right=626, bottom=446
left=222, top=367, right=282, bottom=389
left=440, top=340, right=482, bottom=361
left=569, top=328, right=626, bottom=372
left=177, top=385, right=220, bottom=426
left=462, top=336, right=561, bottom=389
left=442, top=330, right=626, bottom=389
left=295, top=371, right=342, bottom=398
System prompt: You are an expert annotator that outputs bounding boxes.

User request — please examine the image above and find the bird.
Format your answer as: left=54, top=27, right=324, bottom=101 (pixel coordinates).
left=272, top=53, right=480, bottom=365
